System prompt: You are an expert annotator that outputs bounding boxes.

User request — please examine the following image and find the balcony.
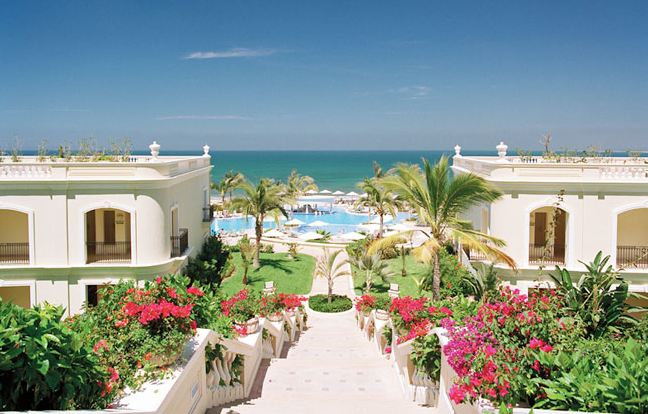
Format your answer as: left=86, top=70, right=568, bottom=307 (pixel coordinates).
left=617, top=246, right=648, bottom=269
left=529, top=244, right=565, bottom=266
left=202, top=206, right=213, bottom=222
left=86, top=241, right=132, bottom=263
left=171, top=228, right=189, bottom=257
left=0, top=242, right=29, bottom=264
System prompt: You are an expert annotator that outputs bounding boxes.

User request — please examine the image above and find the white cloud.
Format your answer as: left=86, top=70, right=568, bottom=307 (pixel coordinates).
left=183, top=48, right=277, bottom=60
left=395, top=85, right=431, bottom=99
left=156, top=115, right=252, bottom=121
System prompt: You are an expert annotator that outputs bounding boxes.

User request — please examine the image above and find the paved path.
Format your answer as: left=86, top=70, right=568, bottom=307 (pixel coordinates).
left=212, top=245, right=434, bottom=414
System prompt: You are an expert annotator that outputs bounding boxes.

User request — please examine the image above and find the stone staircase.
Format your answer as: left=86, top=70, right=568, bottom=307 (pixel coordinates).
left=211, top=306, right=436, bottom=414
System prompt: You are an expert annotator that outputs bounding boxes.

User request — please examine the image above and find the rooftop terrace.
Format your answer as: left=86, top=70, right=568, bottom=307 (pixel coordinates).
left=452, top=142, right=648, bottom=183
left=0, top=142, right=212, bottom=182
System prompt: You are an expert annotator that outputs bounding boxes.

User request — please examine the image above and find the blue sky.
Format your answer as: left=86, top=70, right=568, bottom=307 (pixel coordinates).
left=1, top=1, right=647, bottom=151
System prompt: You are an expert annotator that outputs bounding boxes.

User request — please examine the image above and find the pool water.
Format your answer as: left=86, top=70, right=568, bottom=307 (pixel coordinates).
left=212, top=207, right=410, bottom=235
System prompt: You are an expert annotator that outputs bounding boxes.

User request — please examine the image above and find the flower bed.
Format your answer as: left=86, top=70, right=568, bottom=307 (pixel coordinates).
left=308, top=294, right=353, bottom=313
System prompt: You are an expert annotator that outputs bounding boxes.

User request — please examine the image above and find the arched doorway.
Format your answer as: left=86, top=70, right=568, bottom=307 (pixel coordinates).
left=528, top=206, right=567, bottom=265
left=616, top=208, right=648, bottom=269
left=86, top=208, right=132, bottom=263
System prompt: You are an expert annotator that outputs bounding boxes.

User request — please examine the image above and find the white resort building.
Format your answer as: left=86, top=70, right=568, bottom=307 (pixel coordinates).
left=0, top=142, right=212, bottom=315
left=452, top=142, right=648, bottom=292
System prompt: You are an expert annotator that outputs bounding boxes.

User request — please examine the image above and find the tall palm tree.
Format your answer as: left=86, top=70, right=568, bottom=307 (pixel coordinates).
left=223, top=171, right=245, bottom=201
left=230, top=178, right=289, bottom=268
left=211, top=180, right=228, bottom=206
left=315, top=249, right=350, bottom=304
left=354, top=178, right=400, bottom=238
left=381, top=156, right=515, bottom=299
left=286, top=169, right=318, bottom=199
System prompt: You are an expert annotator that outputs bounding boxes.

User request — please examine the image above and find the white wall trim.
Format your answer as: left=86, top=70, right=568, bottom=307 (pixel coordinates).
left=0, top=278, right=36, bottom=306
left=0, top=202, right=36, bottom=265
left=524, top=199, right=575, bottom=268
left=78, top=202, right=138, bottom=265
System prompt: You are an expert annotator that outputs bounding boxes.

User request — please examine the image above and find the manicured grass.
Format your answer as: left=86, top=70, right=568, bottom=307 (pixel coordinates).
left=352, top=254, right=430, bottom=297
left=220, top=252, right=315, bottom=296
left=308, top=294, right=353, bottom=313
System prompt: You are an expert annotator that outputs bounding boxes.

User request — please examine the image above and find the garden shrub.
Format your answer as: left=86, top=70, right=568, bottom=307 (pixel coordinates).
left=309, top=294, right=352, bottom=313
left=411, top=333, right=442, bottom=381
left=0, top=301, right=112, bottom=410
left=534, top=338, right=648, bottom=413
left=185, top=234, right=234, bottom=290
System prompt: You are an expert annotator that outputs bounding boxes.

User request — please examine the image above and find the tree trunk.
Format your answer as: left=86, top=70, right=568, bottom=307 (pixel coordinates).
left=242, top=268, right=248, bottom=285
left=221, top=193, right=226, bottom=210
left=365, top=269, right=372, bottom=293
left=432, top=251, right=441, bottom=300
left=378, top=213, right=384, bottom=238
left=328, top=280, right=333, bottom=304
left=254, top=219, right=262, bottom=268
left=401, top=246, right=407, bottom=277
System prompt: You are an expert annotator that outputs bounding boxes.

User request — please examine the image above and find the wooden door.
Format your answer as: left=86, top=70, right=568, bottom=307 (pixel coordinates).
left=104, top=210, right=116, bottom=243
left=534, top=212, right=547, bottom=245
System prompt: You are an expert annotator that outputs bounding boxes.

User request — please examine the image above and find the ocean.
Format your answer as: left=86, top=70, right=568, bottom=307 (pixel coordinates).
left=209, top=150, right=492, bottom=192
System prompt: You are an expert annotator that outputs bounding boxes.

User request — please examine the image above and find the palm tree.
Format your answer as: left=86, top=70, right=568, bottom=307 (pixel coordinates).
left=355, top=178, right=400, bottom=238
left=315, top=249, right=350, bottom=304
left=238, top=235, right=254, bottom=285
left=223, top=170, right=245, bottom=201
left=381, top=156, right=515, bottom=300
left=230, top=178, right=289, bottom=268
left=286, top=169, right=318, bottom=200
left=351, top=252, right=394, bottom=293
left=211, top=180, right=227, bottom=206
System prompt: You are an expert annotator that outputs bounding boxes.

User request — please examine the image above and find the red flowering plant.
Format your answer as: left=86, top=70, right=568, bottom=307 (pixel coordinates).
left=354, top=294, right=376, bottom=315
left=278, top=293, right=307, bottom=311
left=442, top=287, right=582, bottom=411
left=221, top=289, right=262, bottom=335
left=68, top=274, right=212, bottom=399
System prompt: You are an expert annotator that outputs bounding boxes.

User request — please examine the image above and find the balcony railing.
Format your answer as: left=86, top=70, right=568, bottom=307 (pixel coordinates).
left=171, top=228, right=189, bottom=257
left=617, top=245, right=648, bottom=269
left=465, top=249, right=488, bottom=261
left=0, top=242, right=29, bottom=264
left=529, top=244, right=565, bottom=265
left=202, top=206, right=213, bottom=222
left=86, top=241, right=132, bottom=263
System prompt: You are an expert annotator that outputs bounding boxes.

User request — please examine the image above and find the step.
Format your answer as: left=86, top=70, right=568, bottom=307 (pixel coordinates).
left=213, top=398, right=438, bottom=414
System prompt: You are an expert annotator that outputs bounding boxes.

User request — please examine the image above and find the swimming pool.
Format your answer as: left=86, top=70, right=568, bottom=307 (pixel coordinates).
left=212, top=207, right=410, bottom=235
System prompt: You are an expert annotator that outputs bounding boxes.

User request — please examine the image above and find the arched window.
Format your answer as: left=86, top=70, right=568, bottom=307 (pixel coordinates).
left=529, top=206, right=567, bottom=265
left=616, top=208, right=648, bottom=269
left=85, top=208, right=132, bottom=263
left=0, top=209, right=30, bottom=264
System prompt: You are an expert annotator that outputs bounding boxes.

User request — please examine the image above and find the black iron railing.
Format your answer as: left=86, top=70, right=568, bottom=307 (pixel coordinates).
left=171, top=228, right=189, bottom=257
left=0, top=242, right=29, bottom=264
left=87, top=241, right=131, bottom=263
left=529, top=244, right=565, bottom=265
left=202, top=206, right=213, bottom=222
left=617, top=246, right=648, bottom=269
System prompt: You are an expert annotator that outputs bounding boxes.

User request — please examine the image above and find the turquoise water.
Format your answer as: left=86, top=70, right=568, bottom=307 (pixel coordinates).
left=212, top=207, right=411, bottom=234
left=210, top=150, right=484, bottom=192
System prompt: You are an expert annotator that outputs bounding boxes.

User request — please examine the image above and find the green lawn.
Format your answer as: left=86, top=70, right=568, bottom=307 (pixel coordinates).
left=352, top=254, right=431, bottom=297
left=220, top=252, right=315, bottom=296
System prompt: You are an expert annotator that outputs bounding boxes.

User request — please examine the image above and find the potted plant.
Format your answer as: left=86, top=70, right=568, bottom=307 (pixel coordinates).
left=221, top=289, right=261, bottom=335
left=374, top=294, right=391, bottom=321
left=262, top=294, right=284, bottom=322
left=354, top=294, right=376, bottom=316
left=279, top=293, right=307, bottom=317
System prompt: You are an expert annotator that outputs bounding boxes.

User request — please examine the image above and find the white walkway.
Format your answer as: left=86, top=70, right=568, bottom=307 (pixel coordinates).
left=212, top=246, right=434, bottom=414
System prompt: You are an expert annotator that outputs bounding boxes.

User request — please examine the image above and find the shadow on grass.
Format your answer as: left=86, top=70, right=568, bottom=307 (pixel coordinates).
left=256, top=256, right=294, bottom=274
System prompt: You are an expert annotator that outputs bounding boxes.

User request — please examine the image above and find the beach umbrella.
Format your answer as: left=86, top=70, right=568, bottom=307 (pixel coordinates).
left=320, top=189, right=332, bottom=194
left=305, top=189, right=318, bottom=195
left=264, top=228, right=286, bottom=238
left=389, top=223, right=414, bottom=232
left=346, top=191, right=359, bottom=197
left=308, top=220, right=329, bottom=226
left=285, top=218, right=305, bottom=226
left=360, top=192, right=368, bottom=198
left=340, top=231, right=366, bottom=241
left=358, top=223, right=380, bottom=231
left=298, top=231, right=324, bottom=240
left=332, top=190, right=345, bottom=195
